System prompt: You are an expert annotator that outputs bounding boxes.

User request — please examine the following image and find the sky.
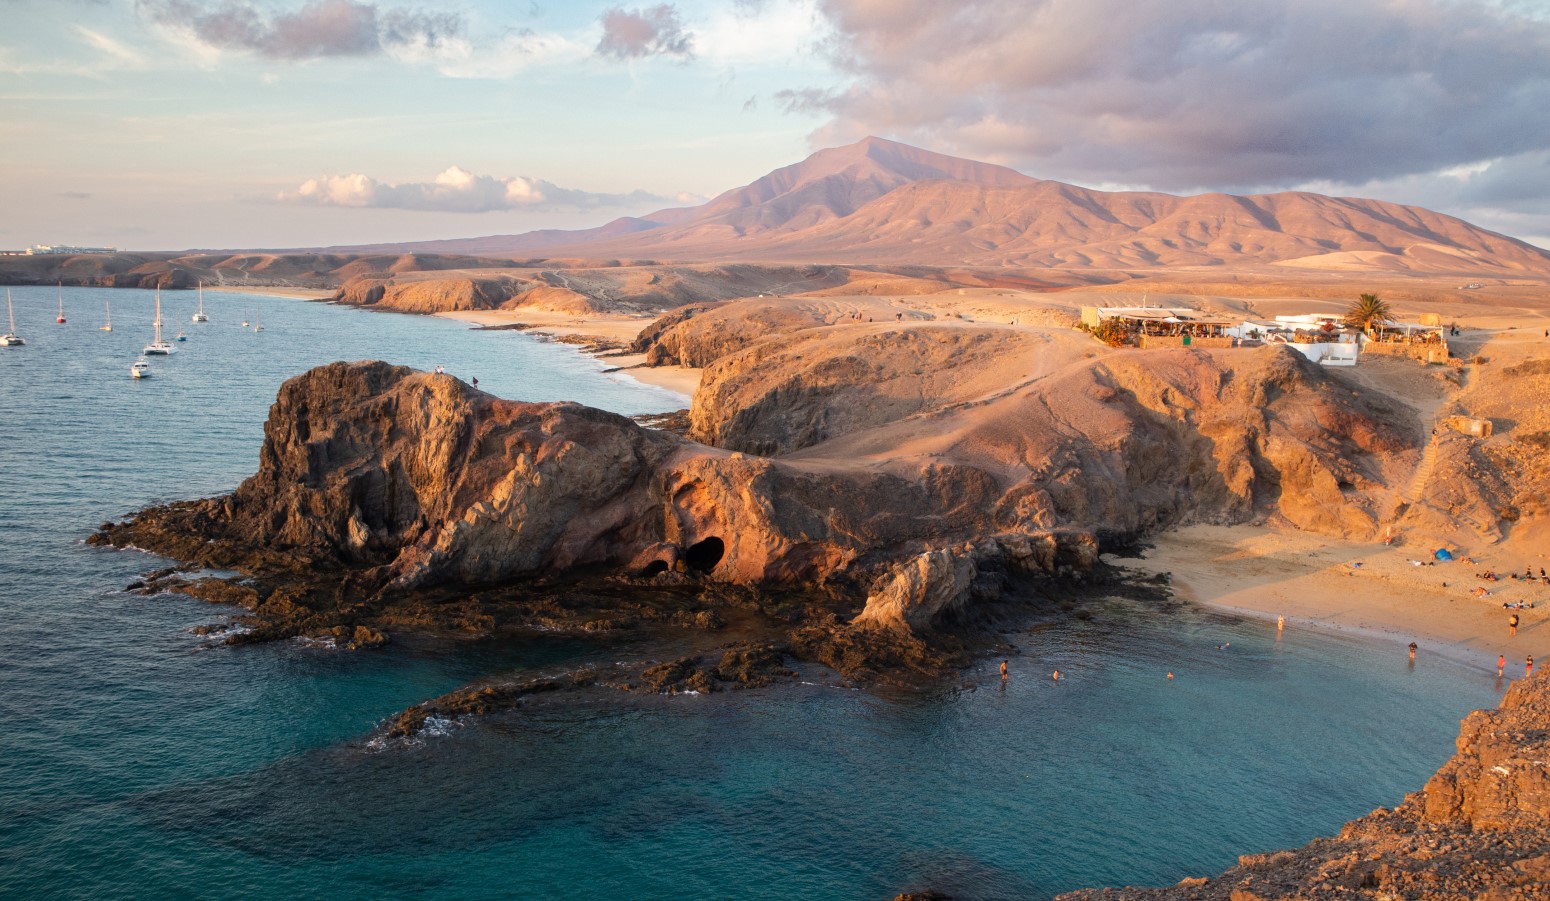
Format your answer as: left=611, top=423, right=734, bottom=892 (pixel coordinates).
left=3, top=0, right=1550, bottom=251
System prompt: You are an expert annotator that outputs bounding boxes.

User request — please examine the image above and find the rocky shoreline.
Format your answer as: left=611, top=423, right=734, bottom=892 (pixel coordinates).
left=1055, top=673, right=1550, bottom=901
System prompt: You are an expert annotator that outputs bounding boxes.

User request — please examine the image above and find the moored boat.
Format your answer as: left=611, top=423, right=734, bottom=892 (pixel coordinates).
left=144, top=288, right=175, bottom=355
left=1, top=289, right=25, bottom=346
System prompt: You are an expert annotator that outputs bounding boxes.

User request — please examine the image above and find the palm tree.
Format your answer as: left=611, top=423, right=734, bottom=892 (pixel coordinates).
left=1343, top=293, right=1392, bottom=334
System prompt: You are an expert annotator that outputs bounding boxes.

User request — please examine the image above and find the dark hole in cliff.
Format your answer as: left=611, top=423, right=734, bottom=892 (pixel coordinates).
left=640, top=559, right=670, bottom=577
left=685, top=537, right=725, bottom=573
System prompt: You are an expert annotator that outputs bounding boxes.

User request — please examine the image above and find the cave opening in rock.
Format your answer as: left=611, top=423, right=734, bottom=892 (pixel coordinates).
left=640, top=559, right=670, bottom=577
left=684, top=537, right=725, bottom=573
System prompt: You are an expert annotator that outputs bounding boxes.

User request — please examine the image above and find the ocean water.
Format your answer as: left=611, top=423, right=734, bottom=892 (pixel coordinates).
left=0, top=285, right=1504, bottom=900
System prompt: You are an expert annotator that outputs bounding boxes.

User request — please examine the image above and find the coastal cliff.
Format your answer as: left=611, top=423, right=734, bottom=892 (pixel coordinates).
left=1060, top=673, right=1550, bottom=901
left=99, top=332, right=1414, bottom=651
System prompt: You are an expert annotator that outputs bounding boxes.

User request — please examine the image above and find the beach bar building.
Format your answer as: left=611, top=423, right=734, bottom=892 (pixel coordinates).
left=1079, top=306, right=1237, bottom=348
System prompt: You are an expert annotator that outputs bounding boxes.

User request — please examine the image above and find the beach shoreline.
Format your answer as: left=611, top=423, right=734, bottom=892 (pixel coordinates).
left=204, top=285, right=335, bottom=300
left=435, top=309, right=702, bottom=399
left=1121, top=524, right=1550, bottom=675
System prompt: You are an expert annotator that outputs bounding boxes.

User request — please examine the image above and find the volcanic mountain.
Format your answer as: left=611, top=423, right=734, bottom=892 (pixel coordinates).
left=334, top=137, right=1550, bottom=275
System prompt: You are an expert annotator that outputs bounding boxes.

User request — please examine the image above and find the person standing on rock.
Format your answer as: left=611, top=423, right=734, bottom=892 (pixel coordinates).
left=1510, top=613, right=1520, bottom=636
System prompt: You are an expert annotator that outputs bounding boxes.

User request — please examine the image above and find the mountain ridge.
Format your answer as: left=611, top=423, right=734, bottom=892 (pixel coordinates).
left=317, top=137, right=1550, bottom=275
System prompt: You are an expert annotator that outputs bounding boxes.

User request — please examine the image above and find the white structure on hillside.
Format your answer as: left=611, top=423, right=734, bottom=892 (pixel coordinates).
left=26, top=244, right=118, bottom=255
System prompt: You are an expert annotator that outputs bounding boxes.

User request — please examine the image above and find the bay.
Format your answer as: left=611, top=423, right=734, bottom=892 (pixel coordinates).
left=0, top=286, right=1501, bottom=900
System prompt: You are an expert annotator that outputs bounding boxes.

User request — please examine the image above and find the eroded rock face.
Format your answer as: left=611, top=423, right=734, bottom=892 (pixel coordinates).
left=689, top=322, right=1411, bottom=542
left=1423, top=676, right=1550, bottom=829
left=332, top=275, right=523, bottom=313
left=854, top=548, right=977, bottom=633
left=100, top=339, right=1418, bottom=638
left=1057, top=674, right=1550, bottom=901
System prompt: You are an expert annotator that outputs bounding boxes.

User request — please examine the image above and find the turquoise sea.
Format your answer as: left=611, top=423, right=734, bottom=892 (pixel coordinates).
left=0, top=286, right=1504, bottom=900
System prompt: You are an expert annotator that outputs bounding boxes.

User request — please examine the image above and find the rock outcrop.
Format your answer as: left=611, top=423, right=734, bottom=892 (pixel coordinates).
left=98, top=334, right=1419, bottom=643
left=1059, top=674, right=1550, bottom=901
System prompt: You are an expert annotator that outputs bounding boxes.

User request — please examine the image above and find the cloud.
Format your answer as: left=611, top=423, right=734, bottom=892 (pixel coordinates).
left=801, top=0, right=1550, bottom=193
left=136, top=0, right=462, bottom=60
left=278, top=166, right=688, bottom=212
left=596, top=4, right=694, bottom=59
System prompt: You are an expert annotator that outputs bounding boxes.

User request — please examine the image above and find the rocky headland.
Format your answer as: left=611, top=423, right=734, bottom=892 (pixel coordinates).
left=95, top=296, right=1445, bottom=685
left=1058, top=672, right=1550, bottom=901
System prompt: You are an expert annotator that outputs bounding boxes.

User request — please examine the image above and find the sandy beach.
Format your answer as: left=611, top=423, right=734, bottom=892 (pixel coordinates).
left=1121, top=524, right=1550, bottom=674
left=205, top=285, right=335, bottom=300
left=437, top=309, right=701, bottom=399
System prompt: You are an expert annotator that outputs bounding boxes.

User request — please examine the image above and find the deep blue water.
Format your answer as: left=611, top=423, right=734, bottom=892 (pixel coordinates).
left=0, top=286, right=1504, bottom=900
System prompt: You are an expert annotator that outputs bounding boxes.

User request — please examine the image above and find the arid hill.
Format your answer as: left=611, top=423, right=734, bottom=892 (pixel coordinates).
left=340, top=137, right=1550, bottom=276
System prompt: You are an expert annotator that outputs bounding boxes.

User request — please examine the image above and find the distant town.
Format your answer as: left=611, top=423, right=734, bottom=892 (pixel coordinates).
left=0, top=244, right=119, bottom=256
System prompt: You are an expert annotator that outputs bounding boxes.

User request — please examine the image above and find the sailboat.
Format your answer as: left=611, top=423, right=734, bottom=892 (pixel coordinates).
left=176, top=327, right=187, bottom=342
left=241, top=308, right=250, bottom=327
left=253, top=310, right=263, bottom=333
left=56, top=282, right=66, bottom=323
left=143, top=288, right=175, bottom=355
left=1, top=288, right=25, bottom=346
left=100, top=300, right=113, bottom=332
left=192, top=282, right=209, bottom=323
left=130, top=357, right=151, bottom=379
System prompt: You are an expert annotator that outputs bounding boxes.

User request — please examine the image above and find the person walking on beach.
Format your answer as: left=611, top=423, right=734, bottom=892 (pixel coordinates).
left=1277, top=615, right=1285, bottom=634
left=1408, top=642, right=1417, bottom=661
left=1510, top=613, right=1520, bottom=636
left=1499, top=654, right=1507, bottom=677
left=999, top=660, right=1008, bottom=682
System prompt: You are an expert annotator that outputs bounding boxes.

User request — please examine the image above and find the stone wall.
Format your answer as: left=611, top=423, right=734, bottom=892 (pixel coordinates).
left=1139, top=335, right=1235, bottom=349
left=1362, top=340, right=1450, bottom=364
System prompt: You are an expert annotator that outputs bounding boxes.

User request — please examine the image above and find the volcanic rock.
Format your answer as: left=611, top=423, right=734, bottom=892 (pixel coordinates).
left=1058, top=674, right=1550, bottom=901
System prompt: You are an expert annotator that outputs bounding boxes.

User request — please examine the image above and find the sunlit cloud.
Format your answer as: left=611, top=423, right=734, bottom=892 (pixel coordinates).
left=596, top=4, right=694, bottom=59
left=136, top=0, right=463, bottom=61
left=800, top=0, right=1550, bottom=193
left=278, top=165, right=695, bottom=212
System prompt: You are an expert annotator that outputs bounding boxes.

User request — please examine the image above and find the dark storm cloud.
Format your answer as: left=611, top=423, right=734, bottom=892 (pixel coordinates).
left=136, top=0, right=462, bottom=60
left=595, top=4, right=694, bottom=59
left=804, top=0, right=1550, bottom=191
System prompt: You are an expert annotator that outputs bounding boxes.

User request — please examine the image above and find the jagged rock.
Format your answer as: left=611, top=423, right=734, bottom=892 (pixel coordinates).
left=1057, top=674, right=1550, bottom=901
left=1423, top=676, right=1550, bottom=829
left=854, top=548, right=978, bottom=633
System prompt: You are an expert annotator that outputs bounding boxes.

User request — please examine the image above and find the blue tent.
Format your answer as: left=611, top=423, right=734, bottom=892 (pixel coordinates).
left=1434, top=548, right=1454, bottom=561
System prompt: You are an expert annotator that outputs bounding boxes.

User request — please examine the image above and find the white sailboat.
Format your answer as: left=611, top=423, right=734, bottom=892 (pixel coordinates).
left=241, top=307, right=250, bottom=327
left=100, top=300, right=113, bottom=332
left=130, top=357, right=151, bottom=379
left=192, top=282, right=209, bottom=323
left=143, top=288, right=175, bottom=355
left=1, top=288, right=25, bottom=346
left=56, top=282, right=67, bottom=323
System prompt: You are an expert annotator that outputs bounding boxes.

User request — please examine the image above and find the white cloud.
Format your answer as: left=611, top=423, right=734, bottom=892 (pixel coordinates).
left=278, top=165, right=687, bottom=212
left=694, top=0, right=828, bottom=67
